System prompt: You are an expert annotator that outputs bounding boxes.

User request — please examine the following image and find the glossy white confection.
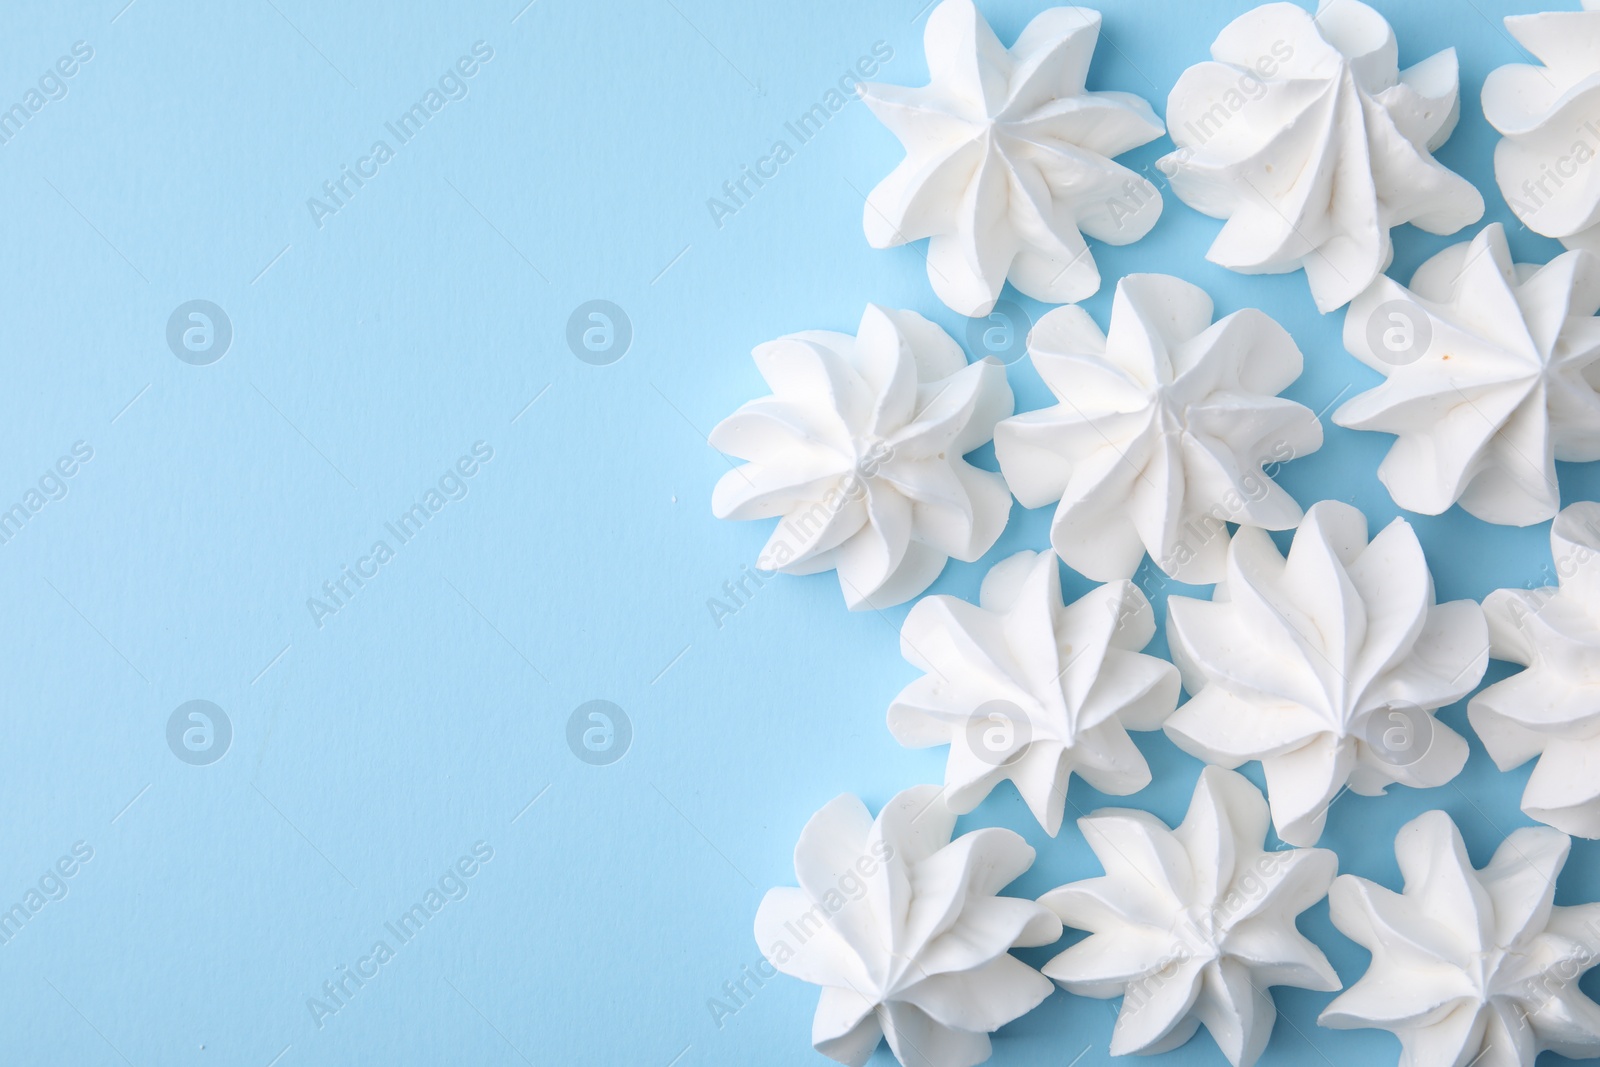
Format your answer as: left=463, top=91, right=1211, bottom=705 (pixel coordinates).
left=1165, top=500, right=1488, bottom=847
left=1470, top=502, right=1600, bottom=837
left=860, top=0, right=1164, bottom=317
left=888, top=550, right=1180, bottom=836
left=1335, top=224, right=1600, bottom=526
left=994, top=273, right=1320, bottom=584
left=1484, top=1, right=1600, bottom=253
left=710, top=304, right=1013, bottom=611
left=1160, top=0, right=1482, bottom=313
left=754, top=786, right=1062, bottom=1067
left=1040, top=767, right=1340, bottom=1067
left=1320, top=810, right=1600, bottom=1067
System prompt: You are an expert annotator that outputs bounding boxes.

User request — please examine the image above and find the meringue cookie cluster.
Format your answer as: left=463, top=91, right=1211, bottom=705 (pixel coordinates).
left=721, top=1, right=1600, bottom=1066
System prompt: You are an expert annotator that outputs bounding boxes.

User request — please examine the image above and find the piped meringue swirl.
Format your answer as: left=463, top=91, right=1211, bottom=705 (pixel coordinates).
left=995, top=272, right=1320, bottom=584
left=1321, top=811, right=1600, bottom=1067
left=888, top=549, right=1180, bottom=836
left=711, top=303, right=1013, bottom=610
left=1164, top=500, right=1487, bottom=847
left=1484, top=0, right=1600, bottom=253
left=1159, top=0, right=1482, bottom=313
left=861, top=0, right=1164, bottom=317
left=1335, top=223, right=1600, bottom=526
left=1041, top=767, right=1340, bottom=1067
left=1471, top=501, right=1600, bottom=837
left=755, top=786, right=1061, bottom=1067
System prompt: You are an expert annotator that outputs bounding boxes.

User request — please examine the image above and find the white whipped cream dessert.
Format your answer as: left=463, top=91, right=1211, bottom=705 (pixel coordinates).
left=861, top=0, right=1164, bottom=317
left=1160, top=0, right=1482, bottom=312
left=994, top=273, right=1320, bottom=584
left=1471, top=501, right=1600, bottom=837
left=888, top=549, right=1180, bottom=835
left=1321, top=810, right=1600, bottom=1067
left=1041, top=767, right=1340, bottom=1067
left=1335, top=223, right=1600, bottom=526
left=711, top=304, right=1013, bottom=610
left=754, top=786, right=1062, bottom=1067
left=1484, top=0, right=1600, bottom=253
left=1165, top=500, right=1487, bottom=846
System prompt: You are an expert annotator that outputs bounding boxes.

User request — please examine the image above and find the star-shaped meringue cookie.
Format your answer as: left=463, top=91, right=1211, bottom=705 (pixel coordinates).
left=888, top=549, right=1180, bottom=836
left=1040, top=767, right=1340, bottom=1067
left=711, top=304, right=1013, bottom=610
left=1321, top=810, right=1600, bottom=1067
left=1165, top=500, right=1488, bottom=847
left=1470, top=501, right=1600, bottom=838
left=1484, top=0, right=1600, bottom=253
left=1335, top=223, right=1600, bottom=526
left=1160, top=0, right=1483, bottom=312
left=994, top=272, right=1321, bottom=585
left=755, top=786, right=1062, bottom=1067
left=860, top=0, right=1165, bottom=317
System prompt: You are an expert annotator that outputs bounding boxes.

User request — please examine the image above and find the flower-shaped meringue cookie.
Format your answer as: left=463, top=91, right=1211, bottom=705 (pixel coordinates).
left=755, top=786, right=1062, bottom=1067
left=1320, top=810, right=1600, bottom=1067
left=860, top=0, right=1164, bottom=317
left=1484, top=1, right=1600, bottom=254
left=1470, top=502, right=1600, bottom=838
left=994, top=273, right=1321, bottom=585
left=711, top=304, right=1013, bottom=611
left=1159, top=0, right=1483, bottom=313
left=1041, top=767, right=1340, bottom=1067
left=1335, top=224, right=1600, bottom=526
left=888, top=549, right=1180, bottom=836
left=1165, top=500, right=1488, bottom=846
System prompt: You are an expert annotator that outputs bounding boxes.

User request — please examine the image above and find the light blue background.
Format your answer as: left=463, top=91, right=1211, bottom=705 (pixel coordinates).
left=0, top=0, right=1593, bottom=1064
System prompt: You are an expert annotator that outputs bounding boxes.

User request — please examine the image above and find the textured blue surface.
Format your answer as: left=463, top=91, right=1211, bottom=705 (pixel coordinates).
left=0, top=0, right=1593, bottom=1064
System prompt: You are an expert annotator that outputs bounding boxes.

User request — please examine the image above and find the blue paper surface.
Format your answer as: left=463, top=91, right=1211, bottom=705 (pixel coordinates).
left=0, top=0, right=1594, bottom=1064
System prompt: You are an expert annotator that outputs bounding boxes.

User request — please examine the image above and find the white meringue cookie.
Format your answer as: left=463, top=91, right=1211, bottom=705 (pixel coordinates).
left=710, top=304, right=1013, bottom=611
left=860, top=0, right=1164, bottom=317
left=888, top=549, right=1180, bottom=836
left=1334, top=224, right=1600, bottom=526
left=1484, top=1, right=1600, bottom=254
left=754, top=786, right=1062, bottom=1067
left=1159, top=0, right=1483, bottom=313
left=994, top=273, right=1321, bottom=585
left=1470, top=501, right=1600, bottom=838
left=1320, top=810, right=1600, bottom=1067
left=1040, top=767, right=1340, bottom=1067
left=1165, top=500, right=1488, bottom=847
